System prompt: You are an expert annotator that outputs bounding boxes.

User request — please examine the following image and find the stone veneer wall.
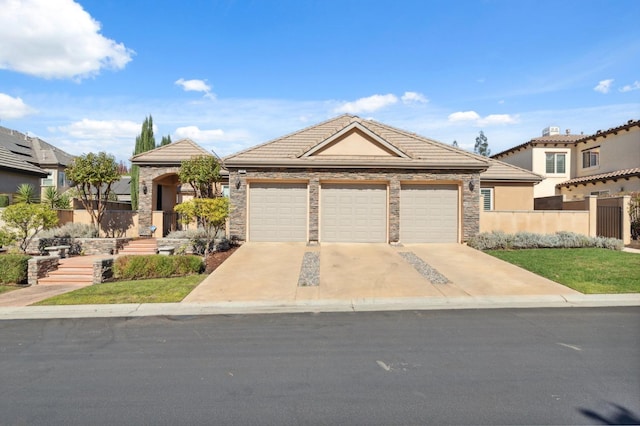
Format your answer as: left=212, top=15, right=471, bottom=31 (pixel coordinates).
left=229, top=168, right=481, bottom=243
left=138, top=165, right=181, bottom=236
left=93, top=258, right=114, bottom=284
left=27, top=238, right=133, bottom=256
left=28, top=256, right=59, bottom=286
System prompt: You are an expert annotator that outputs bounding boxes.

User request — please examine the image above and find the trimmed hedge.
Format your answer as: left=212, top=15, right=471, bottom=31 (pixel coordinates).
left=0, top=254, right=30, bottom=284
left=113, top=255, right=204, bottom=280
left=468, top=231, right=623, bottom=251
left=0, top=194, right=9, bottom=207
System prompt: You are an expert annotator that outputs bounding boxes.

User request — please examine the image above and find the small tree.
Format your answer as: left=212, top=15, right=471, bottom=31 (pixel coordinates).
left=474, top=131, right=491, bottom=156
left=178, top=155, right=222, bottom=199
left=14, top=183, right=39, bottom=204
left=66, top=152, right=120, bottom=234
left=42, top=187, right=70, bottom=209
left=629, top=192, right=640, bottom=240
left=1, top=203, right=58, bottom=252
left=174, top=198, right=229, bottom=254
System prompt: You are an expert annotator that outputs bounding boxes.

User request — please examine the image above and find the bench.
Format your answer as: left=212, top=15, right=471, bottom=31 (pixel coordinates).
left=157, top=246, right=175, bottom=256
left=44, top=245, right=71, bottom=258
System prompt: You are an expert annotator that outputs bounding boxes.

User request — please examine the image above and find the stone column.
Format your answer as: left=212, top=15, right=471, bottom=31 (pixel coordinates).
left=388, top=178, right=400, bottom=244
left=308, top=176, right=319, bottom=243
left=138, top=167, right=154, bottom=236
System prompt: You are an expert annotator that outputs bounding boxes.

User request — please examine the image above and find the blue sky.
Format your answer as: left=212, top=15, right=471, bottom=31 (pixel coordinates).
left=1, top=0, right=639, bottom=163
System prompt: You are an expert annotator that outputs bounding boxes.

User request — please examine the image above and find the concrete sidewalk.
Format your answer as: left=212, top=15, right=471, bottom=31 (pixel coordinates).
left=1, top=293, right=639, bottom=320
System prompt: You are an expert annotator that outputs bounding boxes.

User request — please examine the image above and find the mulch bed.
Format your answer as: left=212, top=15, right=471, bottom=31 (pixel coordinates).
left=204, top=246, right=239, bottom=274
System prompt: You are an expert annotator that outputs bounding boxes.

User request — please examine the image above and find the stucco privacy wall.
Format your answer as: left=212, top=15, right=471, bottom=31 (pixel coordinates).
left=228, top=168, right=480, bottom=243
left=480, top=210, right=591, bottom=236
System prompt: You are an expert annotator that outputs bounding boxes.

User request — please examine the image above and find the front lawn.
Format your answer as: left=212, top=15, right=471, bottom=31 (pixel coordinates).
left=486, top=248, right=640, bottom=294
left=0, top=285, right=20, bottom=295
left=33, top=274, right=206, bottom=305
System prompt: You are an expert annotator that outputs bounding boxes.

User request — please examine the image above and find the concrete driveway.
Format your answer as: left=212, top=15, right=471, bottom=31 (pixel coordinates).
left=183, top=243, right=581, bottom=303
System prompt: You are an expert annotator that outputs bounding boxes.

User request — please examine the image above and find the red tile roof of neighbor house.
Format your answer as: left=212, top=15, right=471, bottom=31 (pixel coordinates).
left=557, top=168, right=640, bottom=188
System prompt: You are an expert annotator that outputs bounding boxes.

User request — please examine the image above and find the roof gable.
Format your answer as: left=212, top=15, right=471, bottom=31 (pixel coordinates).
left=302, top=122, right=409, bottom=158
left=131, top=139, right=212, bottom=165
left=224, top=115, right=489, bottom=170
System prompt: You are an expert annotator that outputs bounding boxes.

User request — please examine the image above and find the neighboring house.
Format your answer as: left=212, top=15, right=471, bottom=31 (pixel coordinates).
left=0, top=126, right=74, bottom=199
left=480, top=160, right=543, bottom=211
left=492, top=119, right=640, bottom=199
left=491, top=126, right=583, bottom=198
left=223, top=114, right=538, bottom=244
left=111, top=175, right=132, bottom=203
left=555, top=119, right=640, bottom=199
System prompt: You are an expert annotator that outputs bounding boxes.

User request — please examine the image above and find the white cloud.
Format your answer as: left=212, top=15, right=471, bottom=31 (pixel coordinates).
left=0, top=0, right=134, bottom=80
left=0, top=93, right=36, bottom=119
left=174, top=126, right=225, bottom=142
left=55, top=119, right=140, bottom=139
left=619, top=81, right=640, bottom=93
left=401, top=91, right=428, bottom=104
left=478, top=114, right=519, bottom=126
left=175, top=78, right=215, bottom=99
left=448, top=111, right=518, bottom=126
left=594, top=79, right=614, bottom=94
left=448, top=111, right=481, bottom=122
left=334, top=94, right=398, bottom=114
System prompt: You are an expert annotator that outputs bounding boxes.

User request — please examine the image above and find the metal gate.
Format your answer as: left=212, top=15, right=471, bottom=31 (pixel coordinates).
left=597, top=206, right=622, bottom=239
left=162, top=211, right=181, bottom=236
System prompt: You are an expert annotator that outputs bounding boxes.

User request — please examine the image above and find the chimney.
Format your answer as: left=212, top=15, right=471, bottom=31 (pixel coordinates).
left=542, top=126, right=560, bottom=136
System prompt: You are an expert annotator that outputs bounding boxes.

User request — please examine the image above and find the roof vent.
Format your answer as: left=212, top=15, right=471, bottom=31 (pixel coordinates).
left=542, top=126, right=560, bottom=136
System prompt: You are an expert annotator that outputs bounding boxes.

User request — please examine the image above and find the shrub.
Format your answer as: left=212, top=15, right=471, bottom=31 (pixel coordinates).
left=0, top=254, right=30, bottom=284
left=0, top=194, right=9, bottom=207
left=39, top=223, right=98, bottom=238
left=113, top=255, right=204, bottom=280
left=468, top=231, right=623, bottom=251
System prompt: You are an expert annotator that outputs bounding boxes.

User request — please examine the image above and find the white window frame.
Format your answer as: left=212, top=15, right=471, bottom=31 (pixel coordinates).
left=480, top=188, right=494, bottom=211
left=545, top=152, right=566, bottom=174
left=582, top=148, right=600, bottom=169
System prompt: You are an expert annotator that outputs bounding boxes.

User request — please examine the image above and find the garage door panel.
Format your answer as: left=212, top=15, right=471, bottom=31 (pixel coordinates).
left=400, top=184, right=458, bottom=243
left=249, top=183, right=307, bottom=242
left=321, top=183, right=387, bottom=243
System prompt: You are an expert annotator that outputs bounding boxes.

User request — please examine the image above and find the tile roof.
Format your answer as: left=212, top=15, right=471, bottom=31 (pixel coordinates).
left=481, top=158, right=543, bottom=182
left=0, top=126, right=71, bottom=175
left=130, top=139, right=213, bottom=165
left=224, top=115, right=490, bottom=170
left=0, top=145, right=48, bottom=175
left=492, top=118, right=639, bottom=159
left=491, top=134, right=583, bottom=158
left=556, top=168, right=640, bottom=187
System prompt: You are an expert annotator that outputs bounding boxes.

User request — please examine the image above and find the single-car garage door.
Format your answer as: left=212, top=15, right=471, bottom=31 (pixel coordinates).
left=321, top=183, right=387, bottom=242
left=249, top=182, right=307, bottom=241
left=400, top=184, right=458, bottom=243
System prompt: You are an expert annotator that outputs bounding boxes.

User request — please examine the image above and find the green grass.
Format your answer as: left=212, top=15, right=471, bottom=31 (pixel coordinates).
left=33, top=274, right=206, bottom=305
left=0, top=285, right=21, bottom=295
left=486, top=248, right=640, bottom=294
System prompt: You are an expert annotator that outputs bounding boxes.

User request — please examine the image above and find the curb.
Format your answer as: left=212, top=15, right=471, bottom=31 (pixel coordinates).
left=1, top=294, right=639, bottom=320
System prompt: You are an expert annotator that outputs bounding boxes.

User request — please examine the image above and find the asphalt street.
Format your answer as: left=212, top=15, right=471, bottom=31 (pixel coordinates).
left=0, top=307, right=638, bottom=425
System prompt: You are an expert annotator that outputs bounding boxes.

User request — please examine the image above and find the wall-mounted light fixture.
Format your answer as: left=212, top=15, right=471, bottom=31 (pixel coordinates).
left=235, top=177, right=242, bottom=189
left=142, top=181, right=148, bottom=195
left=468, top=181, right=475, bottom=191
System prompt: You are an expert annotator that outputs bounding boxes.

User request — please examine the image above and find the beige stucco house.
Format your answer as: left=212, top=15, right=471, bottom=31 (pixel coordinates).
left=493, top=119, right=640, bottom=199
left=223, top=115, right=541, bottom=244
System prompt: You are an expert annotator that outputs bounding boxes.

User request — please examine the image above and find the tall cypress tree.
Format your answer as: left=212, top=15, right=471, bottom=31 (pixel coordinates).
left=131, top=116, right=156, bottom=210
left=159, top=134, right=172, bottom=146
